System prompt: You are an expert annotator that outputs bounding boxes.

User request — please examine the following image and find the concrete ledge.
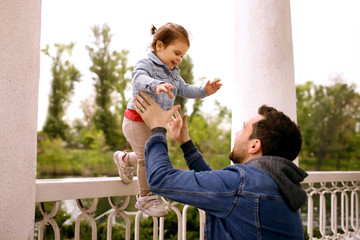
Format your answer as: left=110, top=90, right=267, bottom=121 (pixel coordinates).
left=304, top=171, right=360, bottom=183
left=35, top=172, right=360, bottom=202
left=36, top=177, right=139, bottom=202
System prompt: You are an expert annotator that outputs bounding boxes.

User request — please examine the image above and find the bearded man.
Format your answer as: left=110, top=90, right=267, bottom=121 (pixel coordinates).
left=134, top=92, right=307, bottom=240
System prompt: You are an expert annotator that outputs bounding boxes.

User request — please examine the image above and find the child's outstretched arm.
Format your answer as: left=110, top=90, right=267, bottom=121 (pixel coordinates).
left=156, top=83, right=174, bottom=98
left=204, top=79, right=222, bottom=95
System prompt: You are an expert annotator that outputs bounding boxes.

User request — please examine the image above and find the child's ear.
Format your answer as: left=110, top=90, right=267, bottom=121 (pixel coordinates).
left=156, top=40, right=164, bottom=51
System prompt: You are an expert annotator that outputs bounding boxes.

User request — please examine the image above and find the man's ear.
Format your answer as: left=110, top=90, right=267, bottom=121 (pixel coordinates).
left=249, top=139, right=262, bottom=154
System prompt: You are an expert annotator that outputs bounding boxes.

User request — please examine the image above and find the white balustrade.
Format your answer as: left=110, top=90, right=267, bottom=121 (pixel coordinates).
left=302, top=171, right=360, bottom=240
left=35, top=172, right=360, bottom=240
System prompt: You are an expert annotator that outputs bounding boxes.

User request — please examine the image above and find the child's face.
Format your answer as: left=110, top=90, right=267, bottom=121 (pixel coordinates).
left=155, top=39, right=189, bottom=70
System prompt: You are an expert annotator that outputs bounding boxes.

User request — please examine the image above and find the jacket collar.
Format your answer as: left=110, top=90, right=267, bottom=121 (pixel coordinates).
left=148, top=52, right=180, bottom=72
left=246, top=156, right=308, bottom=210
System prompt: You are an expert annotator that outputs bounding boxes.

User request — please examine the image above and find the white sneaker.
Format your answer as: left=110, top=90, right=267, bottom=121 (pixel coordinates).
left=135, top=193, right=168, bottom=217
left=113, top=151, right=133, bottom=184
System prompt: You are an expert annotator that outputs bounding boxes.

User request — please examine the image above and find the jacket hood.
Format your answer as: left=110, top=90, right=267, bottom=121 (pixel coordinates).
left=246, top=156, right=308, bottom=210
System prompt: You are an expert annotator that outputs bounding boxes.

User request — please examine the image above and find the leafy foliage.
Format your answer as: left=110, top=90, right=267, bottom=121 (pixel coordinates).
left=296, top=76, right=360, bottom=170
left=86, top=24, right=133, bottom=150
left=175, top=55, right=195, bottom=113
left=168, top=100, right=231, bottom=170
left=37, top=137, right=71, bottom=176
left=42, top=43, right=81, bottom=140
left=37, top=138, right=117, bottom=177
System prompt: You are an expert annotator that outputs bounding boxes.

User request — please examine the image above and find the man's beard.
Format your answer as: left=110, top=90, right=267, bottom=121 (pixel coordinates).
left=228, top=148, right=247, bottom=164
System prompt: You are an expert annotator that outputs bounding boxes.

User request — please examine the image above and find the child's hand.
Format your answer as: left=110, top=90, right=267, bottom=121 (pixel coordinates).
left=204, top=79, right=222, bottom=95
left=157, top=83, right=174, bottom=98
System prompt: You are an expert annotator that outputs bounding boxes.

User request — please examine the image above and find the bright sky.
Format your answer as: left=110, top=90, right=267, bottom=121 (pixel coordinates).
left=38, top=0, right=360, bottom=130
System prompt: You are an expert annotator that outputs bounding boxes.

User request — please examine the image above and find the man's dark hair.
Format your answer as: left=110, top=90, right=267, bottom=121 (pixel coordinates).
left=249, top=105, right=302, bottom=161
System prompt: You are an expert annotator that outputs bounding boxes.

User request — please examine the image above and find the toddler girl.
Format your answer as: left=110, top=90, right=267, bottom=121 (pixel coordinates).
left=113, top=22, right=222, bottom=217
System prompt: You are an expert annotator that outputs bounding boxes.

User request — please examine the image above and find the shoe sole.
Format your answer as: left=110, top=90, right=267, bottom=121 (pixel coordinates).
left=135, top=202, right=168, bottom=217
left=113, top=151, right=132, bottom=184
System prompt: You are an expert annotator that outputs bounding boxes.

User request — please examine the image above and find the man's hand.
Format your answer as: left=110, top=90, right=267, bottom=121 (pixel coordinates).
left=156, top=83, right=174, bottom=99
left=168, top=111, right=191, bottom=145
left=204, top=78, right=222, bottom=95
left=134, top=92, right=180, bottom=129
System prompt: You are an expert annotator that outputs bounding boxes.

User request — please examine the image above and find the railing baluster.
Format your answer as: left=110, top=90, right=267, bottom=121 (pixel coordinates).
left=37, top=201, right=60, bottom=240
left=107, top=196, right=131, bottom=240
left=134, top=210, right=159, bottom=240
left=341, top=188, right=349, bottom=235
left=199, top=209, right=206, bottom=240
left=167, top=200, right=182, bottom=240
left=159, top=216, right=165, bottom=240
left=319, top=189, right=327, bottom=236
left=134, top=210, right=141, bottom=240
left=331, top=189, right=338, bottom=235
left=75, top=198, right=98, bottom=240
left=182, top=204, right=206, bottom=240
left=152, top=215, right=159, bottom=240
left=350, top=186, right=359, bottom=232
left=182, top=205, right=189, bottom=240
left=307, top=184, right=315, bottom=239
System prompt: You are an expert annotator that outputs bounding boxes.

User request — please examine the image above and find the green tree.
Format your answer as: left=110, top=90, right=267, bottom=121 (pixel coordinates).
left=164, top=53, right=231, bottom=169
left=296, top=77, right=360, bottom=170
left=42, top=43, right=81, bottom=140
left=70, top=95, right=102, bottom=149
left=168, top=98, right=231, bottom=170
left=113, top=51, right=133, bottom=114
left=189, top=76, right=208, bottom=123
left=37, top=138, right=71, bottom=176
left=175, top=55, right=194, bottom=113
left=174, top=54, right=208, bottom=122
left=86, top=24, right=133, bottom=150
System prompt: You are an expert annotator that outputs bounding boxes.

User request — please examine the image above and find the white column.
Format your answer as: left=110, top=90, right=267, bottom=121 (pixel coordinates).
left=0, top=1, right=41, bottom=239
left=232, top=0, right=297, bottom=145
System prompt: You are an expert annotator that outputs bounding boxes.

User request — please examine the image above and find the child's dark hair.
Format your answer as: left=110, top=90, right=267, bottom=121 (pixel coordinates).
left=150, top=23, right=190, bottom=52
left=250, top=105, right=302, bottom=161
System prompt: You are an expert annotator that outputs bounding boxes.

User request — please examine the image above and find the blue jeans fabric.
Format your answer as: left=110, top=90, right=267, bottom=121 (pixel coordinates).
left=145, top=132, right=305, bottom=240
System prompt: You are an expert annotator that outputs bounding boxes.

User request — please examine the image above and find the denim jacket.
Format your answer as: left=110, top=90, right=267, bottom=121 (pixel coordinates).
left=127, top=52, right=208, bottom=111
left=145, top=130, right=306, bottom=240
